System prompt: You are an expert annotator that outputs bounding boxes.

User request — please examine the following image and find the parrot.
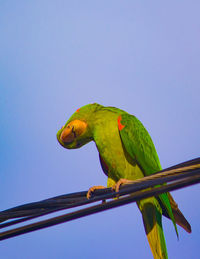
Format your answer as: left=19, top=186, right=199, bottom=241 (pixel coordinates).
left=57, top=103, right=191, bottom=259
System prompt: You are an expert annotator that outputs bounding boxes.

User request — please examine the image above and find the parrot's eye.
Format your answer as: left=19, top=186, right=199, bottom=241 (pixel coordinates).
left=71, top=125, right=77, bottom=138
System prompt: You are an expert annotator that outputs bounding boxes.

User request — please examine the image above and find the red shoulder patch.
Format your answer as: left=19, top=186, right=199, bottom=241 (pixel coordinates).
left=76, top=108, right=80, bottom=113
left=118, top=115, right=125, bottom=131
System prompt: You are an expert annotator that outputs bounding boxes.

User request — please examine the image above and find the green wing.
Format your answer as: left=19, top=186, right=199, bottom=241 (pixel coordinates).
left=118, top=113, right=178, bottom=237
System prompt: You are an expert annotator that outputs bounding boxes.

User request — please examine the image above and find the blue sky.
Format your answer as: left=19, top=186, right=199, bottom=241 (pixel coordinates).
left=1, top=1, right=200, bottom=258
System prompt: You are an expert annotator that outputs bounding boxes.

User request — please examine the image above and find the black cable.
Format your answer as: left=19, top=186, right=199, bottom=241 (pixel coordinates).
left=0, top=172, right=199, bottom=241
left=0, top=157, right=199, bottom=241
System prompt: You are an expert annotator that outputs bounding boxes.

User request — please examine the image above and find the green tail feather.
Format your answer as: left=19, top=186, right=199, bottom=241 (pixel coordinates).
left=138, top=197, right=168, bottom=259
left=158, top=193, right=179, bottom=239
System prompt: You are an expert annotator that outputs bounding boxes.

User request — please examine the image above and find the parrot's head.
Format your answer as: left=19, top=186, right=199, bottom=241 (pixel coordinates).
left=57, top=103, right=102, bottom=149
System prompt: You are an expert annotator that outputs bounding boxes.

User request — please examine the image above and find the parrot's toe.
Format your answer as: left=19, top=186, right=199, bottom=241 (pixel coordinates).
left=86, top=185, right=105, bottom=199
left=113, top=179, right=134, bottom=194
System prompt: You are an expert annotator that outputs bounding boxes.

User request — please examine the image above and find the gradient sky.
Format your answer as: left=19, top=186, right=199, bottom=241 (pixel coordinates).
left=1, top=1, right=200, bottom=258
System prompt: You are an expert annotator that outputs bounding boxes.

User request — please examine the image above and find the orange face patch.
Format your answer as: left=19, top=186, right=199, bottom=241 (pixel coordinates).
left=76, top=108, right=80, bottom=113
left=118, top=116, right=125, bottom=131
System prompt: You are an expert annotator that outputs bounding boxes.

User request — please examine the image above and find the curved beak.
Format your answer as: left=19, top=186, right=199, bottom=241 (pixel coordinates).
left=60, top=126, right=75, bottom=143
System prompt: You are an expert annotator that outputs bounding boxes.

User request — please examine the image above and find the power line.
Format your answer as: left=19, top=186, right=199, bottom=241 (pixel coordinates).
left=0, top=157, right=199, bottom=241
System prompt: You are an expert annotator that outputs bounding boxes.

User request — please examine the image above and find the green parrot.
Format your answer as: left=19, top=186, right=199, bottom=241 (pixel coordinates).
left=57, top=103, right=191, bottom=259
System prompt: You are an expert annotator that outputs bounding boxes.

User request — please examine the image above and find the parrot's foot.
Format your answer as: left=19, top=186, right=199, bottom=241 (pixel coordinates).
left=113, top=179, right=134, bottom=193
left=86, top=185, right=105, bottom=199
